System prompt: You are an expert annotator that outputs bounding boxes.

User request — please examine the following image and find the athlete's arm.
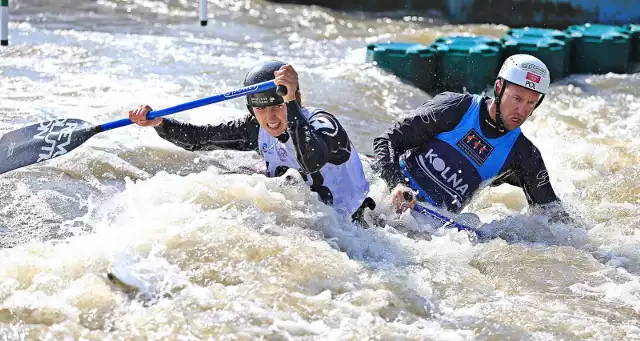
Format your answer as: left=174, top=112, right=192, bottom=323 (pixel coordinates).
left=372, top=92, right=472, bottom=189
left=153, top=115, right=260, bottom=152
left=285, top=101, right=352, bottom=173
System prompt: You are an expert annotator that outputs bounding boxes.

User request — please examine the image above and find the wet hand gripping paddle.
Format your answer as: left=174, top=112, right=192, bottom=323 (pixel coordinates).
left=0, top=81, right=287, bottom=175
left=365, top=155, right=487, bottom=237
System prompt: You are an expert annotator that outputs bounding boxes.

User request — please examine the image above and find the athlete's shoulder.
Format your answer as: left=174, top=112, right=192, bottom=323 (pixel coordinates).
left=412, top=91, right=474, bottom=116
left=427, top=91, right=474, bottom=107
left=405, top=92, right=475, bottom=128
left=302, top=106, right=333, bottom=117
left=304, top=107, right=346, bottom=138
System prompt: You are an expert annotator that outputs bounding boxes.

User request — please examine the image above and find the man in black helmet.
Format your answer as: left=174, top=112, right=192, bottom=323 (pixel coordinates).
left=129, top=60, right=374, bottom=224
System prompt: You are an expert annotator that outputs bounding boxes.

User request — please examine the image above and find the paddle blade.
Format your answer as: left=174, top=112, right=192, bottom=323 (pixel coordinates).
left=0, top=119, right=99, bottom=174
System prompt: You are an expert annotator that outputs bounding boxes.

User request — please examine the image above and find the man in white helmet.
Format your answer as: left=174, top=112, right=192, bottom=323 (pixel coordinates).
left=372, top=54, right=571, bottom=223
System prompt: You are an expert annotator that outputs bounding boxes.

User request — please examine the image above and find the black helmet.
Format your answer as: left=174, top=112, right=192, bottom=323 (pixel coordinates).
left=244, top=60, right=287, bottom=108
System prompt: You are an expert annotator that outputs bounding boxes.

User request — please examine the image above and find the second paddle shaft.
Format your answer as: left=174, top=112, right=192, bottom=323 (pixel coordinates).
left=99, top=81, right=287, bottom=132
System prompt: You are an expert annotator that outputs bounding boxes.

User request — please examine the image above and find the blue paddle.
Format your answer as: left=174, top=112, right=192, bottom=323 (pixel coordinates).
left=412, top=202, right=487, bottom=239
left=0, top=80, right=285, bottom=175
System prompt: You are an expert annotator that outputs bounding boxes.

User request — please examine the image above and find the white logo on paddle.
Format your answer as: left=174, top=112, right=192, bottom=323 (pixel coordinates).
left=7, top=142, right=15, bottom=157
left=224, top=84, right=259, bottom=98
left=33, top=119, right=78, bottom=162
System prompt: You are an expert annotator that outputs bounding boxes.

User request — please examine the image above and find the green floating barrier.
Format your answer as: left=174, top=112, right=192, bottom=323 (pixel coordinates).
left=565, top=23, right=631, bottom=74
left=431, top=35, right=502, bottom=94
left=506, top=27, right=573, bottom=77
left=366, top=42, right=437, bottom=92
left=501, top=35, right=566, bottom=82
left=367, top=23, right=640, bottom=96
left=624, top=24, right=640, bottom=62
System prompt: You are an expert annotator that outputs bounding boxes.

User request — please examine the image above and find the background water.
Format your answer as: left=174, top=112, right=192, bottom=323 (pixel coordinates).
left=0, top=1, right=639, bottom=340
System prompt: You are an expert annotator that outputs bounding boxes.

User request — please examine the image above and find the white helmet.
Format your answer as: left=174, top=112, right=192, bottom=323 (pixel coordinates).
left=497, top=54, right=550, bottom=95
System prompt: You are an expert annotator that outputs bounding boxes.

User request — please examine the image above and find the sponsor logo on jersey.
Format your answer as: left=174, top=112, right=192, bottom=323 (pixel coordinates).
left=456, top=129, right=493, bottom=166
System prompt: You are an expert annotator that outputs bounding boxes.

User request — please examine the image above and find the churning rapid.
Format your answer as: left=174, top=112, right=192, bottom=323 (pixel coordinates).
left=0, top=0, right=639, bottom=340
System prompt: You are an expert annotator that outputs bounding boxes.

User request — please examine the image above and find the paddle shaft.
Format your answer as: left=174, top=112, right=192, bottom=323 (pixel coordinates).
left=412, top=202, right=483, bottom=237
left=98, top=80, right=281, bottom=132
left=0, top=80, right=287, bottom=175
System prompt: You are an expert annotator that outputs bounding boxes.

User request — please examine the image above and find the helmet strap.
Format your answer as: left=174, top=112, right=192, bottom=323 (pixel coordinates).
left=494, top=79, right=507, bottom=133
left=534, top=94, right=545, bottom=109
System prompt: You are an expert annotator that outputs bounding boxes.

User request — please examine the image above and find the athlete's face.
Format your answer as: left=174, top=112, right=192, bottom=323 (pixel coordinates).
left=497, top=80, right=542, bottom=131
left=254, top=104, right=287, bottom=136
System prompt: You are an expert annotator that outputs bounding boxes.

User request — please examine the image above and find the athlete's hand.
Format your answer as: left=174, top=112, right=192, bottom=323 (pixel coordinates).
left=274, top=64, right=299, bottom=103
left=129, top=105, right=163, bottom=127
left=390, top=184, right=416, bottom=213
